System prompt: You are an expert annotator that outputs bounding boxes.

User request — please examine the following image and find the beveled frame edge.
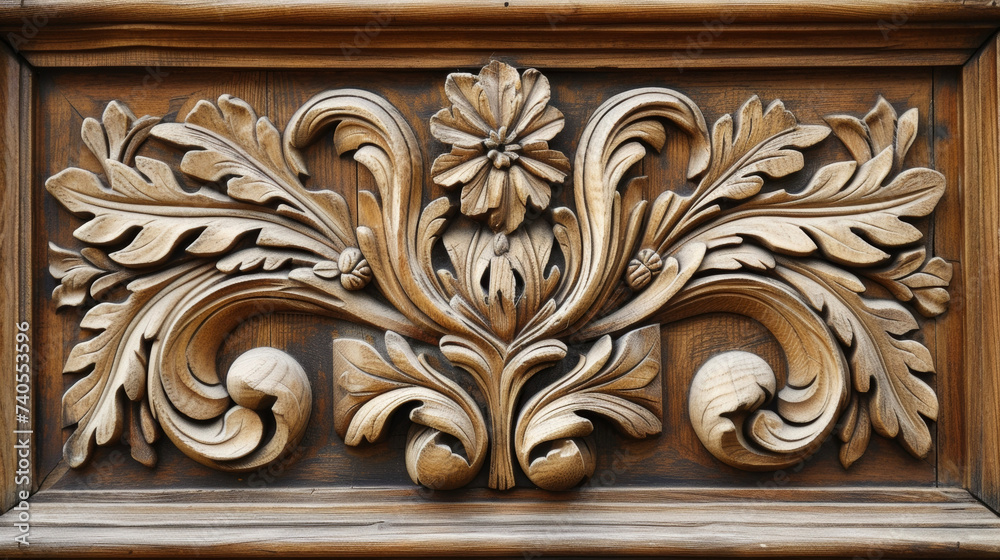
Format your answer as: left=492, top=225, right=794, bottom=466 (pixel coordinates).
left=0, top=0, right=999, bottom=26
left=0, top=4, right=999, bottom=556
left=962, top=32, right=1000, bottom=515
left=1, top=22, right=997, bottom=69
left=2, top=0, right=999, bottom=69
left=1, top=487, right=1000, bottom=557
left=0, top=41, right=34, bottom=516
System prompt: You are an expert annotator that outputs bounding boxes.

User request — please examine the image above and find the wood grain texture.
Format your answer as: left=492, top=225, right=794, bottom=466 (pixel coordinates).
left=1, top=0, right=999, bottom=25
left=41, top=62, right=673, bottom=491
left=30, top=68, right=278, bottom=487
left=0, top=42, right=33, bottom=515
left=932, top=67, right=966, bottom=487
left=18, top=45, right=33, bottom=498
left=0, top=487, right=997, bottom=557
left=26, top=65, right=953, bottom=493
left=4, top=23, right=993, bottom=69
left=0, top=41, right=21, bottom=515
left=0, top=0, right=989, bottom=556
left=10, top=24, right=993, bottom=52
left=14, top=48, right=984, bottom=71
left=962, top=34, right=1000, bottom=514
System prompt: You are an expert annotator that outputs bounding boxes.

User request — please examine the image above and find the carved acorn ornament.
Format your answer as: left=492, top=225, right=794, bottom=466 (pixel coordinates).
left=47, top=61, right=950, bottom=492
left=626, top=248, right=664, bottom=290
left=337, top=247, right=372, bottom=291
left=311, top=247, right=373, bottom=291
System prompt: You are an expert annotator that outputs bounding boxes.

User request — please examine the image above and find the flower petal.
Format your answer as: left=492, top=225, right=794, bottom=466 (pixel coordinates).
left=430, top=108, right=488, bottom=148
left=445, top=73, right=495, bottom=134
left=432, top=153, right=490, bottom=187
left=511, top=68, right=552, bottom=139
left=460, top=165, right=494, bottom=217
left=485, top=167, right=507, bottom=210
left=490, top=190, right=526, bottom=234
left=518, top=105, right=565, bottom=144
left=510, top=165, right=551, bottom=211
left=479, top=60, right=523, bottom=133
left=518, top=152, right=570, bottom=184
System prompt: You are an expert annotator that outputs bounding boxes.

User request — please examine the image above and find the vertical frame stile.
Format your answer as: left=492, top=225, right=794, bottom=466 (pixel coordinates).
left=932, top=66, right=966, bottom=487
left=0, top=41, right=19, bottom=516
left=962, top=33, right=1000, bottom=513
left=20, top=55, right=34, bottom=498
left=0, top=42, right=33, bottom=514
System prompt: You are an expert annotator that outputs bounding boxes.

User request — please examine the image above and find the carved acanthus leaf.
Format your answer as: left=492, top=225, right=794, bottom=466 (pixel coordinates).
left=153, top=95, right=356, bottom=250
left=48, top=92, right=431, bottom=472
left=60, top=264, right=207, bottom=467
left=867, top=248, right=953, bottom=318
left=826, top=95, right=918, bottom=174
left=333, top=332, right=487, bottom=490
left=647, top=94, right=947, bottom=471
left=438, top=219, right=561, bottom=340
left=50, top=157, right=337, bottom=267
left=48, top=244, right=126, bottom=308
left=695, top=96, right=830, bottom=208
left=642, top=95, right=828, bottom=256
left=514, top=325, right=662, bottom=490
left=688, top=148, right=944, bottom=266
left=81, top=100, right=160, bottom=169
left=777, top=259, right=938, bottom=461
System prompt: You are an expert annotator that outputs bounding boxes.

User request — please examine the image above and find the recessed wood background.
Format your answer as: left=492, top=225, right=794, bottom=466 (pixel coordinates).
left=32, top=65, right=960, bottom=493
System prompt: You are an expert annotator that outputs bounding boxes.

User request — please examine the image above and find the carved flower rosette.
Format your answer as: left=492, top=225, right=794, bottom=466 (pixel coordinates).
left=48, top=61, right=950, bottom=491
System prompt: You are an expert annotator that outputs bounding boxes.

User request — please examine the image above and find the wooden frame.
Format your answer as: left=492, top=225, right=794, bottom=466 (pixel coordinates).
left=2, top=1, right=1000, bottom=556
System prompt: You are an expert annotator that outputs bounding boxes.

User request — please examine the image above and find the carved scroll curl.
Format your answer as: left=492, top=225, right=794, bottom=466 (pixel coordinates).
left=664, top=275, right=847, bottom=468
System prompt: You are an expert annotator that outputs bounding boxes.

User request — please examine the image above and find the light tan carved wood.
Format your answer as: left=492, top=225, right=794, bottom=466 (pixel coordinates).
left=46, top=61, right=950, bottom=491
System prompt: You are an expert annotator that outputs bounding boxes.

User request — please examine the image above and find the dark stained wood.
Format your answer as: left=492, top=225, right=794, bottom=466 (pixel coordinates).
left=31, top=65, right=950, bottom=493
left=267, top=71, right=361, bottom=232
left=645, top=314, right=935, bottom=487
left=8, top=24, right=992, bottom=52
left=3, top=23, right=994, bottom=69
left=1, top=0, right=999, bottom=25
left=932, top=67, right=966, bottom=487
left=0, top=41, right=32, bottom=514
left=31, top=68, right=273, bottom=488
left=0, top=42, right=16, bottom=514
left=962, top=34, right=1000, bottom=514
left=9, top=47, right=983, bottom=71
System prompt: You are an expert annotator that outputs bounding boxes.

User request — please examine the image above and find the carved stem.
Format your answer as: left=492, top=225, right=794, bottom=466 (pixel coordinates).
left=487, top=402, right=517, bottom=490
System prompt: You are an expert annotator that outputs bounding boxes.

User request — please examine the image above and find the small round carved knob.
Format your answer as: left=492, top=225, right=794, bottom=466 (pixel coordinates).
left=625, top=248, right=663, bottom=290
left=338, top=247, right=372, bottom=291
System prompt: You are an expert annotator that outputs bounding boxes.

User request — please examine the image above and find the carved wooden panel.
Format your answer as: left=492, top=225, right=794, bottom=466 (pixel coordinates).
left=40, top=61, right=950, bottom=493
left=2, top=2, right=1000, bottom=557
